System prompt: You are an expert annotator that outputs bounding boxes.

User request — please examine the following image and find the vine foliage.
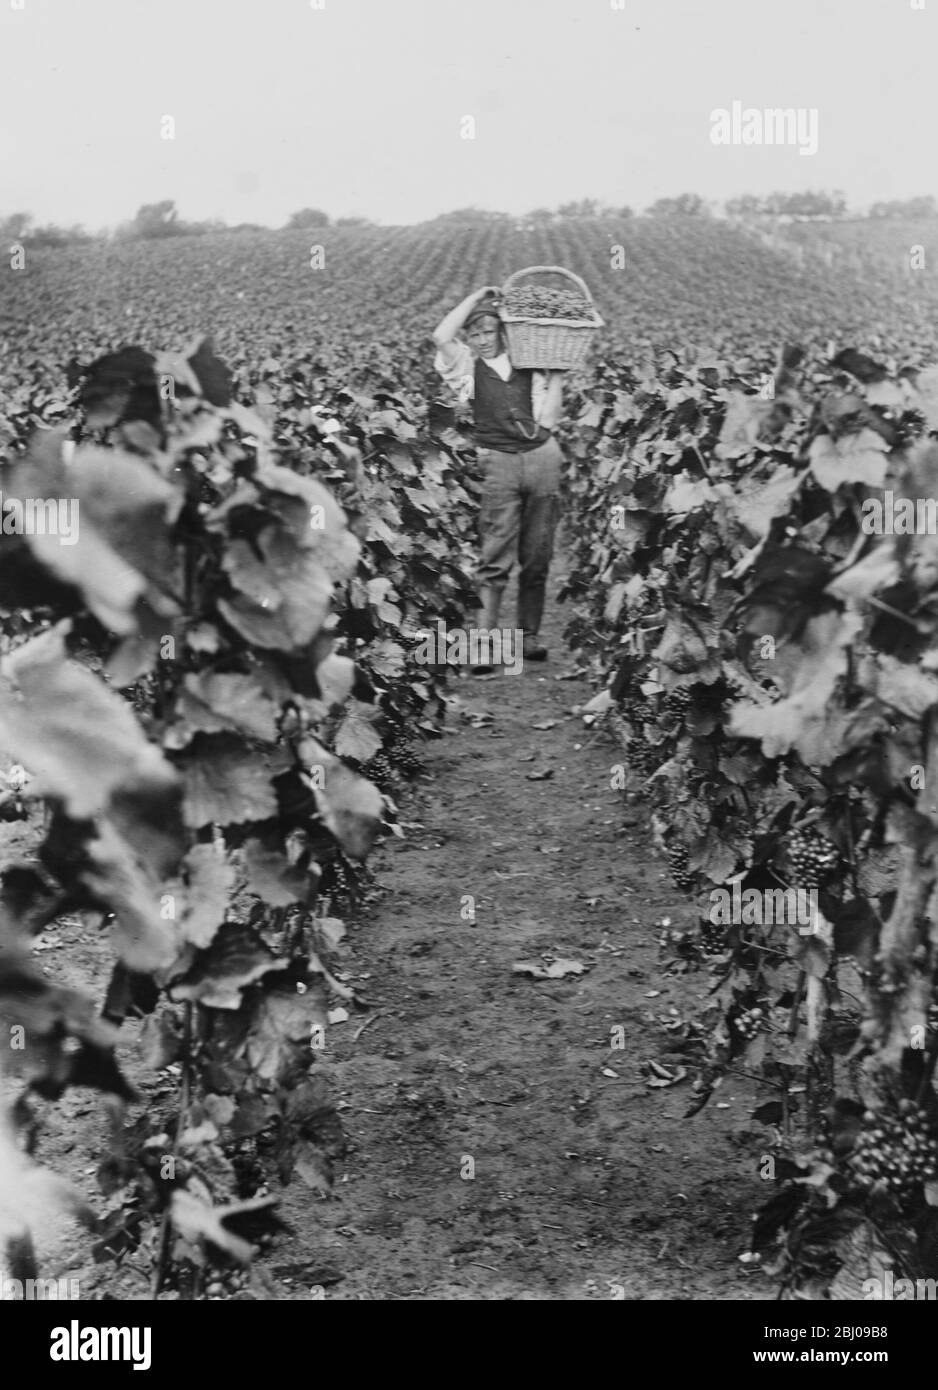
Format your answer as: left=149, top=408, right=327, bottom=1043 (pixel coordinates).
left=561, top=341, right=938, bottom=1296
left=0, top=337, right=417, bottom=1291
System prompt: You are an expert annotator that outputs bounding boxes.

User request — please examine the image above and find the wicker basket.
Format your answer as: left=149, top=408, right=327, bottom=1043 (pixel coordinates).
left=499, top=265, right=604, bottom=370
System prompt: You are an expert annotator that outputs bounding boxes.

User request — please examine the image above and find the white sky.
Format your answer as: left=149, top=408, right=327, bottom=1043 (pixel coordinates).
left=0, top=0, right=935, bottom=229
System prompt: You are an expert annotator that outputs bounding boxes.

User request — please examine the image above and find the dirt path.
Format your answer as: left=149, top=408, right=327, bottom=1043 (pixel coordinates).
left=265, top=550, right=775, bottom=1301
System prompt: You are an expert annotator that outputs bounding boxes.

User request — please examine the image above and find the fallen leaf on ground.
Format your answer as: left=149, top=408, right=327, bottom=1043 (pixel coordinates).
left=581, top=690, right=613, bottom=716
left=513, top=958, right=587, bottom=979
left=645, top=1059, right=687, bottom=1088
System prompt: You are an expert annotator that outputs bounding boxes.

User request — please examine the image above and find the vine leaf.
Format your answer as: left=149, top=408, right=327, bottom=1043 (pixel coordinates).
left=715, top=392, right=773, bottom=458
left=737, top=544, right=834, bottom=643
left=0, top=624, right=178, bottom=821
left=314, top=653, right=356, bottom=709
left=830, top=348, right=886, bottom=384
left=167, top=671, right=280, bottom=748
left=664, top=475, right=716, bottom=514
left=308, top=740, right=384, bottom=861
left=808, top=429, right=888, bottom=491
left=85, top=821, right=179, bottom=972
left=245, top=988, right=327, bottom=1083
left=653, top=612, right=713, bottom=675
left=241, top=839, right=313, bottom=908
left=726, top=466, right=802, bottom=541
left=11, top=441, right=182, bottom=632
left=366, top=638, right=406, bottom=680
left=828, top=1220, right=893, bottom=1301
left=333, top=700, right=383, bottom=763
left=169, top=922, right=288, bottom=1010
left=220, top=534, right=334, bottom=651
left=366, top=576, right=402, bottom=625
left=174, top=844, right=237, bottom=950
left=826, top=545, right=899, bottom=603
left=77, top=345, right=162, bottom=430
left=254, top=461, right=360, bottom=579
left=181, top=740, right=290, bottom=828
left=169, top=1190, right=277, bottom=1263
left=729, top=610, right=863, bottom=763
left=858, top=655, right=938, bottom=719
left=186, top=337, right=233, bottom=407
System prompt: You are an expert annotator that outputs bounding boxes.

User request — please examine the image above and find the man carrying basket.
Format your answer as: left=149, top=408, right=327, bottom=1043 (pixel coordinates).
left=431, top=284, right=568, bottom=668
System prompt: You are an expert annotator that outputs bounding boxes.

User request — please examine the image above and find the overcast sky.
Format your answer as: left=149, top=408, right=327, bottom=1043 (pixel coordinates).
left=0, top=0, right=935, bottom=229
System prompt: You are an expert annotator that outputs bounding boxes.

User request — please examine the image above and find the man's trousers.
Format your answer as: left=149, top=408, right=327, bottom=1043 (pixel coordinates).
left=475, top=436, right=563, bottom=641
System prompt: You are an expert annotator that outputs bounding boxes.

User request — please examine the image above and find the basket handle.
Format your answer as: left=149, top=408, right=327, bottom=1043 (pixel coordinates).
left=501, top=265, right=593, bottom=304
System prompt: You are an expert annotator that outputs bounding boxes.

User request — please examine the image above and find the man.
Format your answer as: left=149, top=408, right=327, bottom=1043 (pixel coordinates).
left=432, top=285, right=566, bottom=671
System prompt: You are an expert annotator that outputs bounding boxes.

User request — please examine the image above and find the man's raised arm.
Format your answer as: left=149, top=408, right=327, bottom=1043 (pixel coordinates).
left=432, top=286, right=500, bottom=361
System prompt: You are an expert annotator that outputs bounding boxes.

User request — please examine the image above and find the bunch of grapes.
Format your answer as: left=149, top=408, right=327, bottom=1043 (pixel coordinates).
left=635, top=698, right=669, bottom=775
left=665, top=687, right=692, bottom=719
left=320, top=855, right=358, bottom=913
left=630, top=698, right=657, bottom=727
left=629, top=740, right=661, bottom=778
left=699, top=920, right=726, bottom=955
left=667, top=839, right=695, bottom=892
left=128, top=670, right=159, bottom=716
left=732, top=1003, right=768, bottom=1040
left=608, top=698, right=665, bottom=777
left=849, top=1101, right=938, bottom=1202
left=390, top=737, right=422, bottom=779
left=365, top=750, right=395, bottom=792
left=786, top=827, right=840, bottom=889
left=502, top=286, right=594, bottom=320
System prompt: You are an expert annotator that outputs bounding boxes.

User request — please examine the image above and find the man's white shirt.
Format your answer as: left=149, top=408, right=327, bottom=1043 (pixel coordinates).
left=433, top=340, right=548, bottom=417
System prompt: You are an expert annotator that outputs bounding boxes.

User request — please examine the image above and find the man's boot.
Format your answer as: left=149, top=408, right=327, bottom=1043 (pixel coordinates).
left=472, top=585, right=501, bottom=674
left=518, top=584, right=548, bottom=661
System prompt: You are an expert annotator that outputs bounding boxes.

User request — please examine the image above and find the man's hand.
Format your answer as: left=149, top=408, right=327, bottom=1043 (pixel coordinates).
left=433, top=286, right=500, bottom=349
left=534, top=369, right=566, bottom=429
